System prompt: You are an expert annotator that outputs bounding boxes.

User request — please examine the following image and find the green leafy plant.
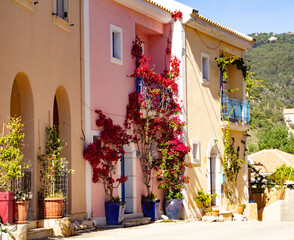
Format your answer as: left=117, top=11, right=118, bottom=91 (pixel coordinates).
left=0, top=223, right=16, bottom=239
left=0, top=117, right=28, bottom=192
left=267, top=164, right=294, bottom=189
left=222, top=110, right=249, bottom=204
left=142, top=193, right=157, bottom=203
left=14, top=189, right=32, bottom=201
left=38, top=126, right=73, bottom=199
left=239, top=203, right=246, bottom=209
left=215, top=51, right=263, bottom=102
left=195, top=189, right=217, bottom=209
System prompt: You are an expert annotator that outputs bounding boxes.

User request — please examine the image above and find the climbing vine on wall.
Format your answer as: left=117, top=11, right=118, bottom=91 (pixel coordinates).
left=215, top=52, right=263, bottom=101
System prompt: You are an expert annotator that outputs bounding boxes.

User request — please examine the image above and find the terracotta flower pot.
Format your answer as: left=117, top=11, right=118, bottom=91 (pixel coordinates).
left=42, top=198, right=65, bottom=219
left=227, top=205, right=245, bottom=214
left=14, top=200, right=30, bottom=224
left=204, top=209, right=219, bottom=217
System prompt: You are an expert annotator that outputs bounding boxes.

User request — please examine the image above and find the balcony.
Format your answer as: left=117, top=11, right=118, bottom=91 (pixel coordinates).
left=136, top=77, right=168, bottom=113
left=221, top=94, right=250, bottom=131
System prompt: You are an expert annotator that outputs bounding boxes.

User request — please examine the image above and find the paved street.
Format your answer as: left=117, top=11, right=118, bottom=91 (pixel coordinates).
left=64, top=221, right=294, bottom=240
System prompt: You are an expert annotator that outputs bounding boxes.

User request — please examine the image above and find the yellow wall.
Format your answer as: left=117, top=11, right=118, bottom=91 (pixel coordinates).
left=0, top=0, right=85, bottom=218
left=185, top=26, right=247, bottom=217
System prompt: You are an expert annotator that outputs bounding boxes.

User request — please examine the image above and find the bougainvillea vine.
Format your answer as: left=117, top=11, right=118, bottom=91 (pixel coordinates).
left=125, top=36, right=191, bottom=200
left=83, top=110, right=130, bottom=201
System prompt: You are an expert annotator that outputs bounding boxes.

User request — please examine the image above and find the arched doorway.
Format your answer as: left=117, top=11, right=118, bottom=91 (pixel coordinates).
left=207, top=140, right=221, bottom=206
left=53, top=86, right=72, bottom=214
left=10, top=72, right=34, bottom=218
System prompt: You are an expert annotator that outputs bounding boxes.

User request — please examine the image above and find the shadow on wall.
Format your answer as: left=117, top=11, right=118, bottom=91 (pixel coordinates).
left=187, top=161, right=205, bottom=220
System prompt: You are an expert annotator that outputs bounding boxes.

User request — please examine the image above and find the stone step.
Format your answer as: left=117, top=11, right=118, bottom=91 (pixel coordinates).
left=27, top=228, right=53, bottom=240
left=27, top=220, right=38, bottom=230
left=123, top=217, right=151, bottom=227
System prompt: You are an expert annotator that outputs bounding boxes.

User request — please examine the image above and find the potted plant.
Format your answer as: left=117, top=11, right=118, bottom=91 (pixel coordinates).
left=227, top=203, right=246, bottom=215
left=84, top=110, right=129, bottom=225
left=0, top=117, right=28, bottom=224
left=38, top=126, right=72, bottom=219
left=195, top=189, right=219, bottom=217
left=13, top=189, right=32, bottom=224
left=157, top=138, right=191, bottom=220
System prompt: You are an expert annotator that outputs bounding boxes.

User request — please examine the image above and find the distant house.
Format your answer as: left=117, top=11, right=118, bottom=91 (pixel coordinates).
left=268, top=36, right=278, bottom=42
left=249, top=149, right=294, bottom=175
left=283, top=108, right=294, bottom=129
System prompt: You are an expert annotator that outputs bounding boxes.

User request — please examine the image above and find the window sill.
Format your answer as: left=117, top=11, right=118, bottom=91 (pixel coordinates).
left=201, top=78, right=210, bottom=86
left=54, top=16, right=70, bottom=32
left=111, top=57, right=123, bottom=66
left=13, top=0, right=34, bottom=11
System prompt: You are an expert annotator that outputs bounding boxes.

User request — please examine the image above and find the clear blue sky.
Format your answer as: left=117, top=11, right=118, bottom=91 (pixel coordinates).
left=177, top=0, right=294, bottom=34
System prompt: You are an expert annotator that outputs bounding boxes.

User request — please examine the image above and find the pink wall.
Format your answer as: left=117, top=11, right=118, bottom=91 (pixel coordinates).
left=89, top=0, right=170, bottom=218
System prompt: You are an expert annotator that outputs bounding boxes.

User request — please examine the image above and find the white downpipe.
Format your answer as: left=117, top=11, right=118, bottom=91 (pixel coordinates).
left=84, top=0, right=92, bottom=218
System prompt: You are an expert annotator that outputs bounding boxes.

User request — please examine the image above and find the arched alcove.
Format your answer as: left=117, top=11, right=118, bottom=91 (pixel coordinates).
left=53, top=85, right=72, bottom=213
left=10, top=72, right=35, bottom=217
left=207, top=140, right=221, bottom=206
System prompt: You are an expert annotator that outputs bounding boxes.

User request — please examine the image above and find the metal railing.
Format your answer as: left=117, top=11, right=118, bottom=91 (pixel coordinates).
left=221, top=94, right=250, bottom=124
left=136, top=76, right=167, bottom=110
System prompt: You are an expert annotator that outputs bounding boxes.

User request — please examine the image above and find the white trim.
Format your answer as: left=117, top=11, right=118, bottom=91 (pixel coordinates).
left=201, top=52, right=210, bottom=85
left=113, top=0, right=171, bottom=24
left=90, top=130, right=101, bottom=142
left=191, top=139, right=200, bottom=164
left=220, top=121, right=250, bottom=132
left=84, top=0, right=92, bottom=219
left=110, top=24, right=123, bottom=65
left=185, top=18, right=253, bottom=51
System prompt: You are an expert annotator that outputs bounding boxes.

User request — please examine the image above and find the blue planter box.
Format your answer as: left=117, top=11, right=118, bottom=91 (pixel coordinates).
left=142, top=199, right=160, bottom=221
left=105, top=202, right=125, bottom=225
left=164, top=199, right=183, bottom=220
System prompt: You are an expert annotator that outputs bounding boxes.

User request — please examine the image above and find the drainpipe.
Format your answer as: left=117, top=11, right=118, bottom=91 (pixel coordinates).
left=82, top=0, right=92, bottom=219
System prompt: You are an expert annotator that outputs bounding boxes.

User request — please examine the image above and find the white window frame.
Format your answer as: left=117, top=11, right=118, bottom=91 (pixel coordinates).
left=90, top=130, right=101, bottom=143
left=191, top=139, right=200, bottom=164
left=201, top=52, right=210, bottom=85
left=110, top=24, right=123, bottom=65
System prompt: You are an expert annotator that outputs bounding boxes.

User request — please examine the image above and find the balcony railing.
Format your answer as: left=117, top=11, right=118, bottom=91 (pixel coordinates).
left=136, top=76, right=167, bottom=110
left=221, top=94, right=250, bottom=124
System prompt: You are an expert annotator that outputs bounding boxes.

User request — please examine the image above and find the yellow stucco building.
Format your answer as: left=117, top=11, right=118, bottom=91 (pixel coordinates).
left=184, top=10, right=255, bottom=218
left=1, top=0, right=86, bottom=220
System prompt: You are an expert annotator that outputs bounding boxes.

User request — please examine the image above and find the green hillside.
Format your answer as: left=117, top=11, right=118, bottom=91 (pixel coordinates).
left=245, top=32, right=294, bottom=153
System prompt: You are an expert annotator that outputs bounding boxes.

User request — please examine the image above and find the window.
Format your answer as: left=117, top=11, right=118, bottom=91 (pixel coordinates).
left=110, top=24, right=123, bottom=65
left=191, top=140, right=200, bottom=164
left=201, top=53, right=209, bottom=84
left=90, top=130, right=101, bottom=143
left=57, top=0, right=68, bottom=21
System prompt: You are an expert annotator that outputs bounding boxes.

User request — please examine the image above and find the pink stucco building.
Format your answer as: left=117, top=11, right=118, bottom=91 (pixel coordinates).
left=84, top=0, right=175, bottom=223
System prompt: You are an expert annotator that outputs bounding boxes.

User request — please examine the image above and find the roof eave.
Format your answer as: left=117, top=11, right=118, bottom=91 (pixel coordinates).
left=114, top=0, right=172, bottom=24
left=185, top=12, right=255, bottom=51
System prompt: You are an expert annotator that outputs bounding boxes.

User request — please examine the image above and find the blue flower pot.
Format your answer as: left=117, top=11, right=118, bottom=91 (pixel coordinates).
left=105, top=202, right=125, bottom=225
left=142, top=199, right=160, bottom=221
left=164, top=199, right=183, bottom=220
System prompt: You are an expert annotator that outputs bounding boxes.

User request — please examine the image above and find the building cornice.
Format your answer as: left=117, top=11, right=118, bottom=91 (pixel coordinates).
left=113, top=0, right=172, bottom=23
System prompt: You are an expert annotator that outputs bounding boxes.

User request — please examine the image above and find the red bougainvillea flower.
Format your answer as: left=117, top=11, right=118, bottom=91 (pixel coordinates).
left=172, top=10, right=183, bottom=22
left=83, top=110, right=130, bottom=201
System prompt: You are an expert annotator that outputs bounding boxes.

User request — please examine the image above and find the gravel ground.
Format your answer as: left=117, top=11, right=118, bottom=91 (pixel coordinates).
left=48, top=220, right=294, bottom=240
